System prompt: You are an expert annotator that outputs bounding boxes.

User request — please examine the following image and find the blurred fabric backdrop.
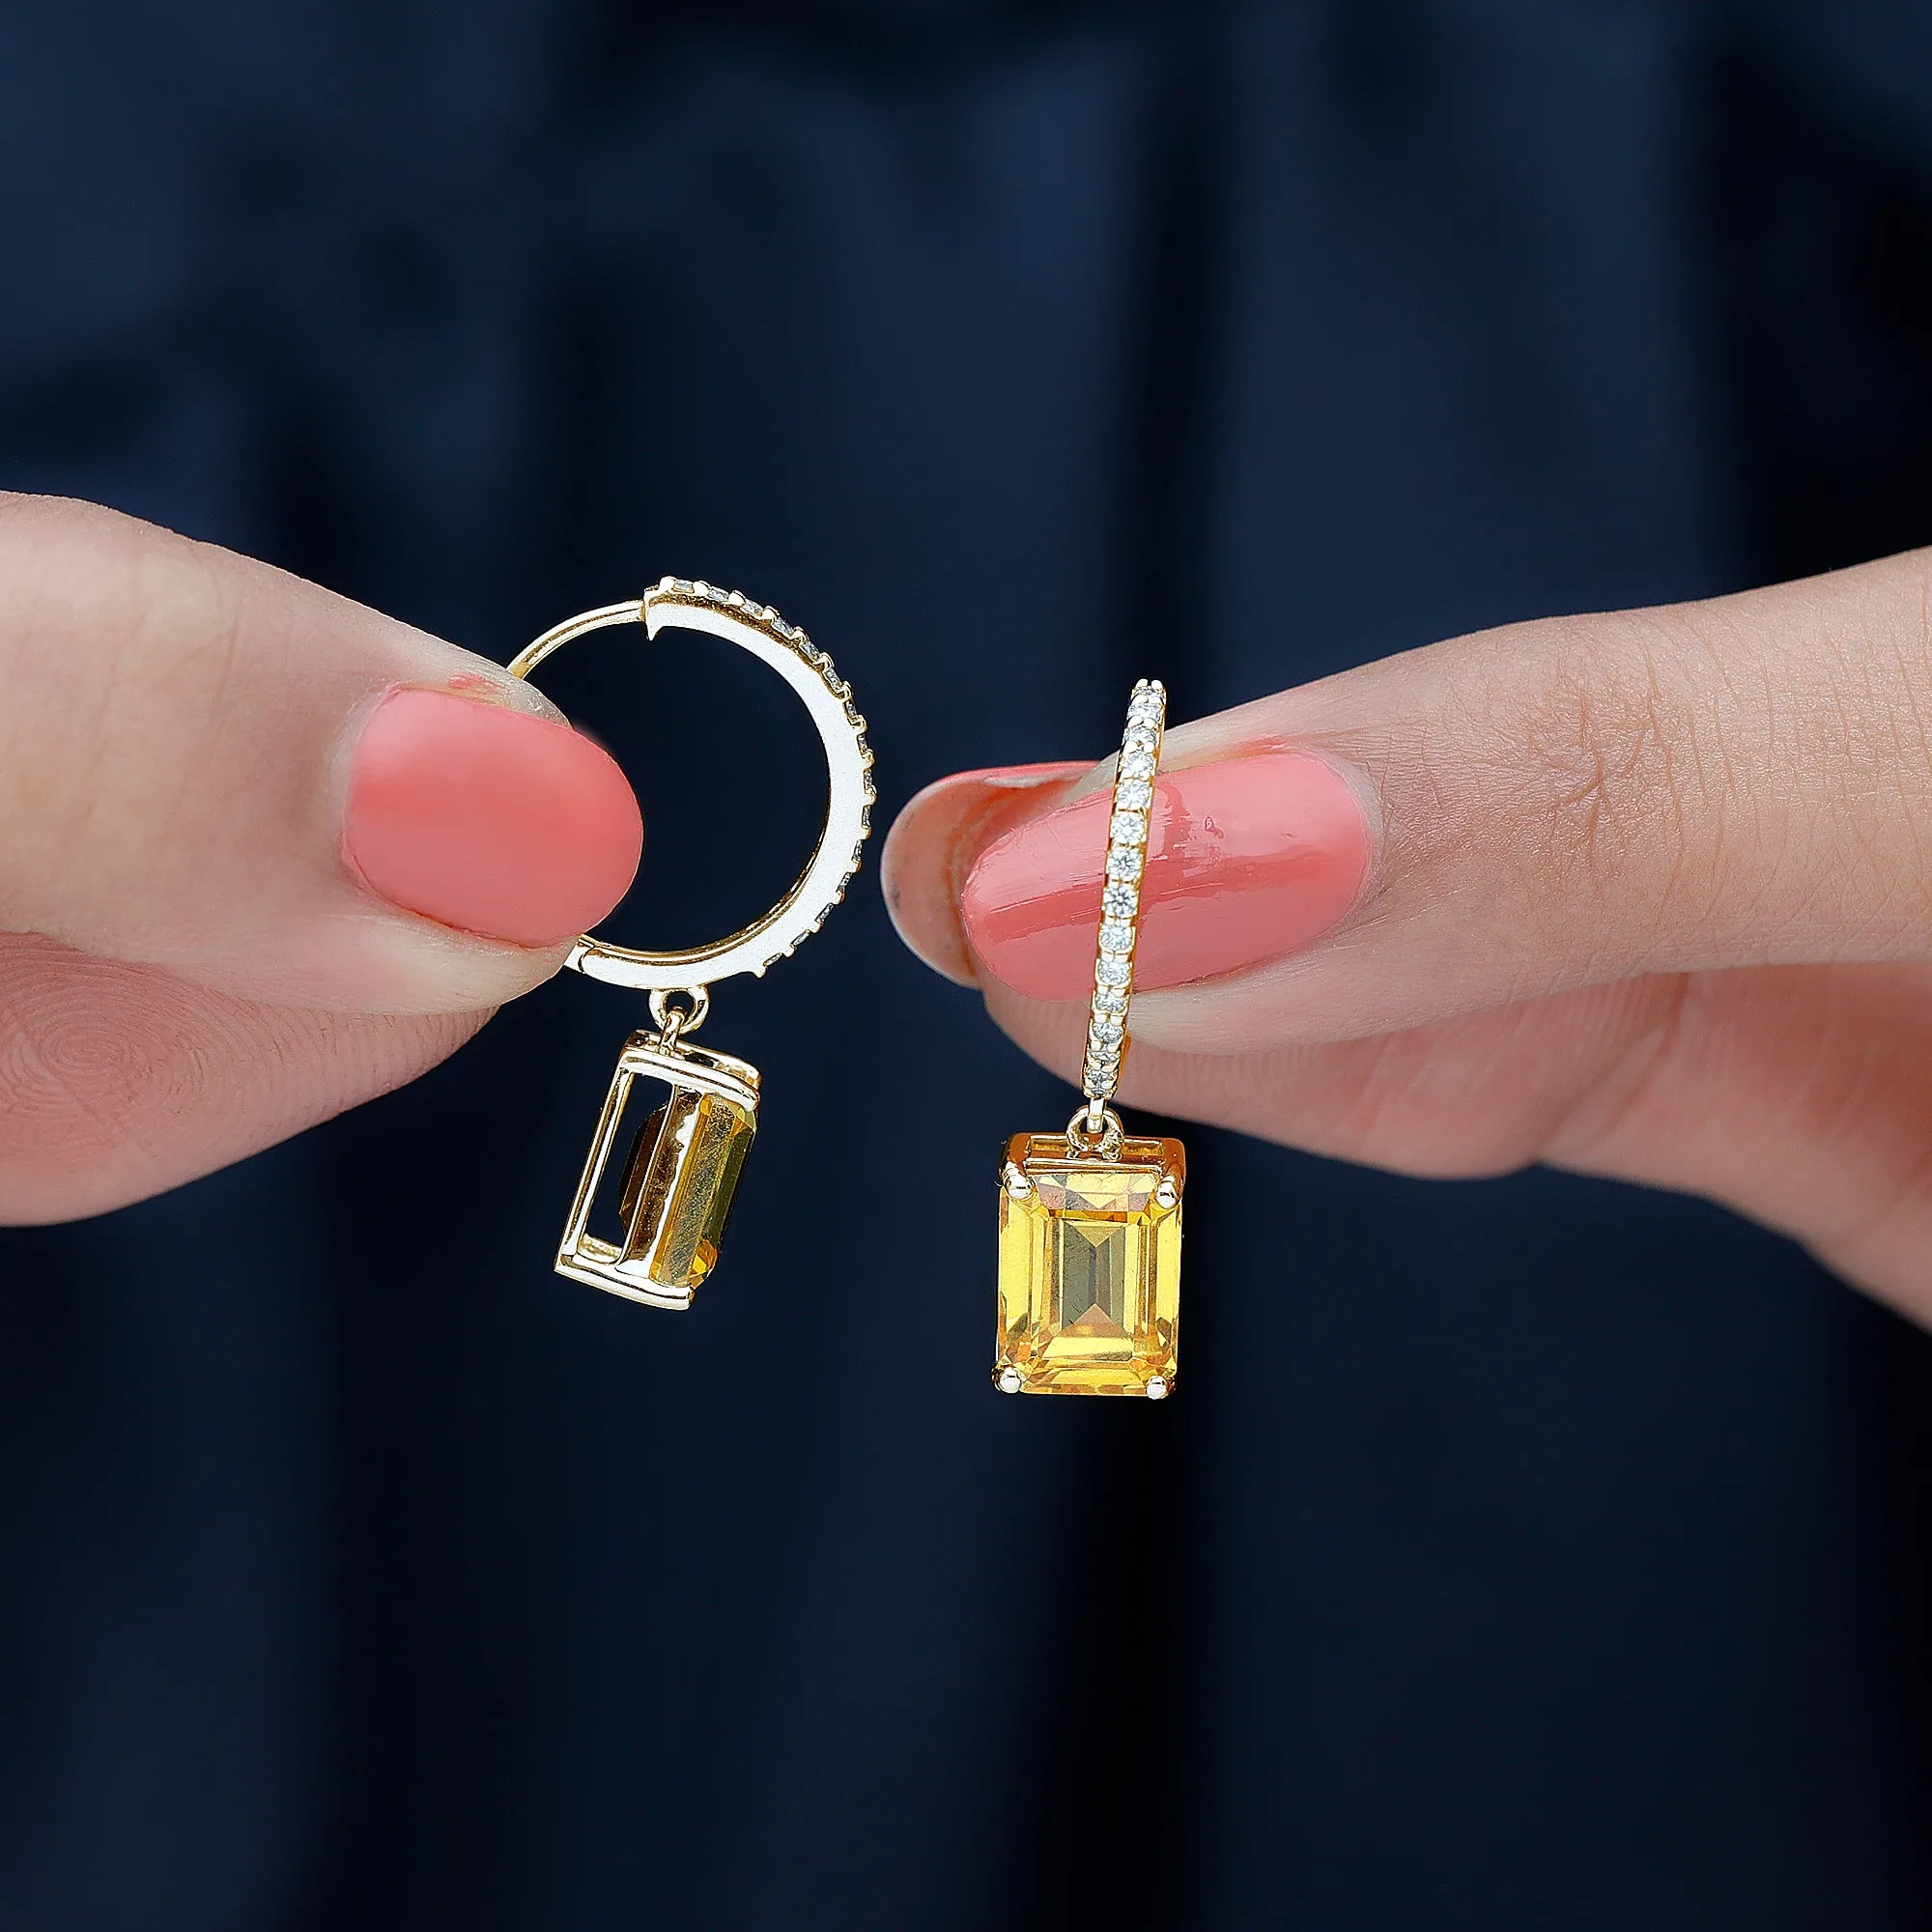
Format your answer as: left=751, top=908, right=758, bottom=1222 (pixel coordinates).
left=4, top=3, right=1932, bottom=1926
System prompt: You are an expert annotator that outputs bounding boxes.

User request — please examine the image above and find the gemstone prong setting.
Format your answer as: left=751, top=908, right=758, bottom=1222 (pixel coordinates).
left=993, top=680, right=1184, bottom=1398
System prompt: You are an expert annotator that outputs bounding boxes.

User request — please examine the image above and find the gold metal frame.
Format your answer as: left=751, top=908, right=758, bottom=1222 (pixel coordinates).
left=510, top=580, right=871, bottom=1308
left=554, top=1030, right=762, bottom=1310
left=507, top=580, right=874, bottom=990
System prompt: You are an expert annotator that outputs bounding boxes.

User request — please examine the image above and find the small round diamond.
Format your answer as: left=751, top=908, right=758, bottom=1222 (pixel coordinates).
left=996, top=1365, right=1024, bottom=1395
left=1109, top=810, right=1148, bottom=846
left=1094, top=988, right=1128, bottom=1017
left=1098, top=920, right=1135, bottom=954
left=1145, top=1377, right=1170, bottom=1401
left=1120, top=748, right=1156, bottom=780
left=1096, top=956, right=1130, bottom=987
left=1102, top=882, right=1139, bottom=919
left=1115, top=778, right=1153, bottom=812
left=1106, top=847, right=1144, bottom=882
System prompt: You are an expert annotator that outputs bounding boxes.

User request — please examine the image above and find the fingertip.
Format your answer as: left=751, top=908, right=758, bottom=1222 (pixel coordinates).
left=881, top=762, right=1089, bottom=987
left=343, top=687, right=643, bottom=949
left=959, top=751, right=1375, bottom=1002
left=960, top=792, right=1113, bottom=1001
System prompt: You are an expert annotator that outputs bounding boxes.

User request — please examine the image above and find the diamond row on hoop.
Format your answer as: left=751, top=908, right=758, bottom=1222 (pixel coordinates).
left=1083, top=678, right=1166, bottom=1102
left=649, top=577, right=877, bottom=964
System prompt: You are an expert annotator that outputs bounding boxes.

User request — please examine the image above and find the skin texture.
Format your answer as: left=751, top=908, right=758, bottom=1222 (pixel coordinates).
left=0, top=494, right=641, bottom=1222
left=882, top=546, right=1932, bottom=1328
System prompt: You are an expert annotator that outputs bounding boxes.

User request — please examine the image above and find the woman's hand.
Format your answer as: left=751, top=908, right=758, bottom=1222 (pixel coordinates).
left=0, top=495, right=640, bottom=1221
left=883, top=547, right=1932, bottom=1326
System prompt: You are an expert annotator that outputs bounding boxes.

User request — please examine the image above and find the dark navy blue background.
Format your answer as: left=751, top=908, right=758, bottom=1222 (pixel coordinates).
left=4, top=4, right=1932, bottom=1926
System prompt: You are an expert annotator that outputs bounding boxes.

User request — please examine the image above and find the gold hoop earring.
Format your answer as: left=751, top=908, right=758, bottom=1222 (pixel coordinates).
left=993, top=681, right=1184, bottom=1398
left=508, top=579, right=873, bottom=1310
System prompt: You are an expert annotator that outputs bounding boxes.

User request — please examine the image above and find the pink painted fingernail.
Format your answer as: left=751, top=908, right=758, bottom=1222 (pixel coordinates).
left=960, top=751, right=1371, bottom=999
left=344, top=687, right=643, bottom=946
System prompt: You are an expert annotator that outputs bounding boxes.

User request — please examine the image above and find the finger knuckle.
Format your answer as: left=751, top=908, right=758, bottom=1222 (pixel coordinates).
left=1501, top=618, right=1714, bottom=919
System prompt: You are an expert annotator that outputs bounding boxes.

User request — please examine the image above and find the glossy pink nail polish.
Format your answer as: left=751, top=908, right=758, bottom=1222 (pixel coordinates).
left=344, top=687, right=643, bottom=947
left=961, top=751, right=1370, bottom=999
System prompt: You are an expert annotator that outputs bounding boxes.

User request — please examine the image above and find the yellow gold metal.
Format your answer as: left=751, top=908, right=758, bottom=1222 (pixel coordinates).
left=513, top=581, right=868, bottom=1309
left=648, top=985, right=709, bottom=1054
left=1065, top=1102, right=1126, bottom=1162
left=994, top=680, right=1184, bottom=1395
left=507, top=582, right=873, bottom=991
left=555, top=1026, right=759, bottom=1310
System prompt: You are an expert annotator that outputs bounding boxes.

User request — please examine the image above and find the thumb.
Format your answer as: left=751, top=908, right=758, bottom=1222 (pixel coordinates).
left=891, top=547, right=1932, bottom=1052
left=1, top=495, right=641, bottom=1013
left=0, top=496, right=641, bottom=1223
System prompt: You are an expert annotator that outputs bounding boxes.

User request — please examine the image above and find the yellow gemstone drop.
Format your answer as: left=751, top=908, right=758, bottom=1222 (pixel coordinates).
left=995, top=1132, right=1182, bottom=1396
left=617, top=1087, right=755, bottom=1293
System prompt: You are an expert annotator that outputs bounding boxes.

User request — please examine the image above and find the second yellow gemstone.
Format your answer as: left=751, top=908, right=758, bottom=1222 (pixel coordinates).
left=994, top=1131, right=1183, bottom=1398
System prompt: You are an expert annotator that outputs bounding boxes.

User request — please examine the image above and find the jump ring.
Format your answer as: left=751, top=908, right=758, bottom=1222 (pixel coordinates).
left=1065, top=1103, right=1126, bottom=1161
left=649, top=986, right=710, bottom=1040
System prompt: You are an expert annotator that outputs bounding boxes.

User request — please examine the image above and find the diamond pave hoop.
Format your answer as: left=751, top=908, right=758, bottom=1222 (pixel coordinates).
left=507, top=579, right=872, bottom=1312
left=506, top=578, right=875, bottom=991
left=1076, top=679, right=1165, bottom=1138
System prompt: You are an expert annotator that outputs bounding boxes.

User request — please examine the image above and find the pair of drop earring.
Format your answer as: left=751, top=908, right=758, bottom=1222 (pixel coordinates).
left=509, top=582, right=1183, bottom=1400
